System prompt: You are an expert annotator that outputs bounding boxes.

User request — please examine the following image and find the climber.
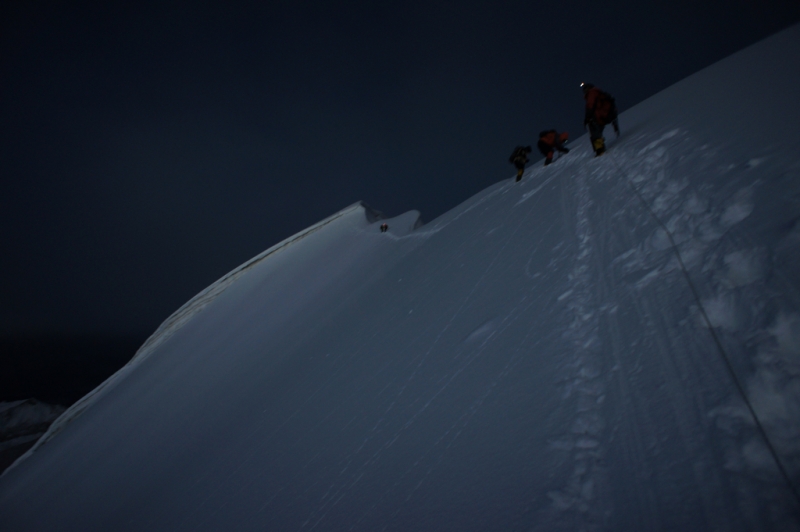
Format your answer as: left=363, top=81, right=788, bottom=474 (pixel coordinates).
left=537, top=130, right=570, bottom=166
left=509, top=145, right=532, bottom=181
left=581, top=82, right=619, bottom=157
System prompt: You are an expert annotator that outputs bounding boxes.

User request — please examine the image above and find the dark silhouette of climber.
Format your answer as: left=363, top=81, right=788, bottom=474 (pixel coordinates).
left=509, top=145, right=532, bottom=181
left=581, top=82, right=619, bottom=156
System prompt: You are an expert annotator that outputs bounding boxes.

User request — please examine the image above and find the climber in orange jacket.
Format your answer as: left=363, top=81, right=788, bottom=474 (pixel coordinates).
left=582, top=82, right=619, bottom=156
left=537, top=130, right=569, bottom=166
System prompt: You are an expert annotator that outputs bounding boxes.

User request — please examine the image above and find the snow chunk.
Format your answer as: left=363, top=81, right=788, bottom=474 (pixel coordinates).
left=697, top=219, right=725, bottom=242
left=683, top=193, right=708, bottom=215
left=649, top=228, right=673, bottom=251
left=464, top=318, right=499, bottom=343
left=723, top=249, right=767, bottom=286
left=720, top=203, right=753, bottom=226
left=637, top=129, right=680, bottom=155
left=699, top=293, right=740, bottom=331
left=749, top=313, right=800, bottom=455
left=741, top=438, right=780, bottom=481
left=720, top=188, right=754, bottom=226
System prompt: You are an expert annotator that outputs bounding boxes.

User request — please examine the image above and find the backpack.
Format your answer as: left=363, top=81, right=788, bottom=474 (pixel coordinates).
left=509, top=145, right=531, bottom=163
left=594, top=92, right=617, bottom=123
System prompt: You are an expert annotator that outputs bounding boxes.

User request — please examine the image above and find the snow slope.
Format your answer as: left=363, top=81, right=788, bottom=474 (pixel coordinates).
left=2, top=24, right=800, bottom=532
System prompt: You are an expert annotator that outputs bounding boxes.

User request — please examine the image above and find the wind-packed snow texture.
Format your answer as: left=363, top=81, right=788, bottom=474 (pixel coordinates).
left=2, top=25, right=800, bottom=532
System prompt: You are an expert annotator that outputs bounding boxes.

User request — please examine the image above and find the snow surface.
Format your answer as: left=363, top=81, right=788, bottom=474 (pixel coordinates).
left=2, top=24, right=800, bottom=532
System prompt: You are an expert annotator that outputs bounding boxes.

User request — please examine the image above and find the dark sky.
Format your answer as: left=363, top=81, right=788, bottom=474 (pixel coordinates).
left=2, top=0, right=799, bottom=339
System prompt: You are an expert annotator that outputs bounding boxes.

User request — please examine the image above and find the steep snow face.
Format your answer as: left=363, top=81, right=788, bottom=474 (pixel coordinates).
left=2, top=25, right=800, bottom=532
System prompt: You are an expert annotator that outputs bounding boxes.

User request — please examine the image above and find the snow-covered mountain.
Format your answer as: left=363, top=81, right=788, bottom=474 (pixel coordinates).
left=2, top=24, right=799, bottom=532
left=0, top=400, right=65, bottom=475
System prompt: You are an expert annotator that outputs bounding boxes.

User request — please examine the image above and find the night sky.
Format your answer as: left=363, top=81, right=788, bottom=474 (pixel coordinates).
left=2, top=1, right=799, bottom=401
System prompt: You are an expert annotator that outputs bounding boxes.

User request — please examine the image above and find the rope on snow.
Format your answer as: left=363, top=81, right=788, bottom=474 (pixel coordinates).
left=607, top=151, right=800, bottom=509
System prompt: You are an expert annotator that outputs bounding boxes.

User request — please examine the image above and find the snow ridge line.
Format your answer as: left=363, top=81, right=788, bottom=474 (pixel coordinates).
left=132, top=201, right=372, bottom=366
left=1, top=202, right=370, bottom=475
left=608, top=153, right=800, bottom=508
